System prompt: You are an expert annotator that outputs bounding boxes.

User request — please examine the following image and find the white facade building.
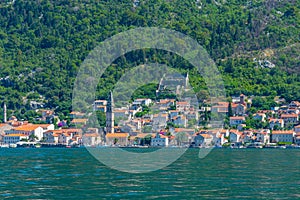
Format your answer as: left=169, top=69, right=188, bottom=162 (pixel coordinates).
left=271, top=130, right=295, bottom=143
left=151, top=133, right=168, bottom=147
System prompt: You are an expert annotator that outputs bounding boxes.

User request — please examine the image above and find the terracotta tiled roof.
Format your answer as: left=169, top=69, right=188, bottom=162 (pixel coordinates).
left=159, top=99, right=175, bottom=104
left=177, top=101, right=189, bottom=105
left=199, top=134, right=213, bottom=139
left=83, top=133, right=99, bottom=137
left=272, top=130, right=295, bottom=135
left=0, top=123, right=8, bottom=128
left=71, top=118, right=88, bottom=123
left=114, top=109, right=127, bottom=112
left=62, top=133, right=71, bottom=137
left=106, top=133, right=129, bottom=138
left=269, top=118, right=284, bottom=123
left=14, top=124, right=42, bottom=131
left=153, top=114, right=168, bottom=118
left=174, top=128, right=194, bottom=133
left=230, top=116, right=245, bottom=120
left=70, top=111, right=84, bottom=115
left=136, top=133, right=156, bottom=138
left=5, top=134, right=27, bottom=137
left=281, top=114, right=298, bottom=118
left=230, top=129, right=242, bottom=135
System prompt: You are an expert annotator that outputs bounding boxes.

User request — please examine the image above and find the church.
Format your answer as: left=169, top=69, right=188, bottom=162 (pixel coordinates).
left=105, top=91, right=129, bottom=146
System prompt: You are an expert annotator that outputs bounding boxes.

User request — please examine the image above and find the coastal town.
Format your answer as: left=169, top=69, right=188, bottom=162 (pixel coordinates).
left=0, top=88, right=300, bottom=149
left=0, top=70, right=299, bottom=149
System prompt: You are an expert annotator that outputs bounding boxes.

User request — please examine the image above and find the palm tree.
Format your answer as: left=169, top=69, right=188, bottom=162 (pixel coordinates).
left=29, top=134, right=38, bottom=142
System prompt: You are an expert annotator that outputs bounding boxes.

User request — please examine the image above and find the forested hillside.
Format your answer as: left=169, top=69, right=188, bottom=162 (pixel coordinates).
left=0, top=0, right=299, bottom=120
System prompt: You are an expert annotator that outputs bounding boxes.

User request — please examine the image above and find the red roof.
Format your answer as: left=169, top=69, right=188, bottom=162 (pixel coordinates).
left=230, top=116, right=245, bottom=120
left=272, top=130, right=295, bottom=135
left=281, top=114, right=298, bottom=118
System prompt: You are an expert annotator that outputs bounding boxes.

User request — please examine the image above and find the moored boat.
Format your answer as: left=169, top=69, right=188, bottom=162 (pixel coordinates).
left=0, top=144, right=9, bottom=148
left=9, top=143, right=17, bottom=148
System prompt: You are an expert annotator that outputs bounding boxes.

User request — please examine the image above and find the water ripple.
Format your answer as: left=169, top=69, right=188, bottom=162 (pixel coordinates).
left=0, top=148, right=299, bottom=199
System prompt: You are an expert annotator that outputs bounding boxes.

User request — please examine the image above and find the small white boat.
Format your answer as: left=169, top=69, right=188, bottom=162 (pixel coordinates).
left=0, top=144, right=9, bottom=148
left=9, top=143, right=17, bottom=148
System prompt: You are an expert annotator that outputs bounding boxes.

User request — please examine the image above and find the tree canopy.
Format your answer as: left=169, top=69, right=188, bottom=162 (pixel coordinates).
left=0, top=0, right=299, bottom=120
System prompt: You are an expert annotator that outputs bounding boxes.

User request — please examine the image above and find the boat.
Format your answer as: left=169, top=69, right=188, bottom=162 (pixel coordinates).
left=9, top=143, right=17, bottom=148
left=0, top=144, right=9, bottom=148
left=247, top=142, right=264, bottom=149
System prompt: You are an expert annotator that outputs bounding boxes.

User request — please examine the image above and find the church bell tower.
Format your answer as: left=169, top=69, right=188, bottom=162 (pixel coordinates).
left=106, top=91, right=114, bottom=133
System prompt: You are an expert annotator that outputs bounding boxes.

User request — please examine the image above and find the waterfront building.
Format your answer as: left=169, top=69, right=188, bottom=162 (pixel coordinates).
left=3, top=134, right=28, bottom=144
left=271, top=130, right=296, bottom=143
left=194, top=133, right=213, bottom=147
left=255, top=129, right=270, bottom=144
left=229, top=129, right=242, bottom=143
left=151, top=133, right=169, bottom=147
left=295, top=133, right=300, bottom=146
left=294, top=124, right=300, bottom=133
left=105, top=133, right=129, bottom=146
left=5, top=124, right=54, bottom=141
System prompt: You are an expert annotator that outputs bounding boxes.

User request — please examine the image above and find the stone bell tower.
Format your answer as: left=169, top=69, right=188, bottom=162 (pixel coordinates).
left=106, top=91, right=114, bottom=133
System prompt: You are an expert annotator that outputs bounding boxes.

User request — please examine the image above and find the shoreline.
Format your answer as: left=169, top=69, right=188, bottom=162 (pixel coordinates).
left=1, top=144, right=300, bottom=149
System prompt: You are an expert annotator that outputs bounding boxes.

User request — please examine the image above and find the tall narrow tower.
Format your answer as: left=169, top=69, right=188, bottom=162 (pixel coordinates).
left=106, top=91, right=114, bottom=133
left=3, top=102, right=7, bottom=123
left=185, top=72, right=189, bottom=88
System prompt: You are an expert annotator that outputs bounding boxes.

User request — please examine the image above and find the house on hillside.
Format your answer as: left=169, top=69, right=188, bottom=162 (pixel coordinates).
left=294, top=124, right=300, bottom=133
left=230, top=116, right=246, bottom=126
left=288, top=101, right=300, bottom=109
left=70, top=111, right=85, bottom=119
left=172, top=115, right=187, bottom=128
left=93, top=100, right=107, bottom=112
left=176, top=101, right=190, bottom=112
left=269, top=118, right=284, bottom=129
left=71, top=118, right=88, bottom=126
left=253, top=113, right=266, bottom=122
left=281, top=114, right=298, bottom=125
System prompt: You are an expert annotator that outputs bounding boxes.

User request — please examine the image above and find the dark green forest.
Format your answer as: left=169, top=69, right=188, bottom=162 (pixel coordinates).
left=0, top=0, right=299, bottom=120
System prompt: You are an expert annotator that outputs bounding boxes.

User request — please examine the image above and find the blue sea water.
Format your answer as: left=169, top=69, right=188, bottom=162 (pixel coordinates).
left=0, top=148, right=299, bottom=199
